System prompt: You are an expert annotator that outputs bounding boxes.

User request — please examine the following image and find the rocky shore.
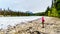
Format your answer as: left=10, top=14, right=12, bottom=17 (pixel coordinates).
left=0, top=17, right=60, bottom=34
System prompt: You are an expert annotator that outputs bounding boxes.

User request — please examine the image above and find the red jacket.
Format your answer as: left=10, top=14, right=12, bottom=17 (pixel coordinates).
left=42, top=16, right=45, bottom=22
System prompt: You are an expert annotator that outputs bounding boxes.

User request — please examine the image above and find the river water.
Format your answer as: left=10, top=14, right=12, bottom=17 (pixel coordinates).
left=0, top=16, right=42, bottom=29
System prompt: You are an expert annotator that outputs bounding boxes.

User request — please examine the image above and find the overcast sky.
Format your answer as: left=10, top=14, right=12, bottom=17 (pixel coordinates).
left=0, top=0, right=52, bottom=13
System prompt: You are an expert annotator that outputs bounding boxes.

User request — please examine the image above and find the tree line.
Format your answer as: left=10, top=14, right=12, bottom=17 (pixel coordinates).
left=0, top=9, right=45, bottom=16
left=45, top=0, right=60, bottom=18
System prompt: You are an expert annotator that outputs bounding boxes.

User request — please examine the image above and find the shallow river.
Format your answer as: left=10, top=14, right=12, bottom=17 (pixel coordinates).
left=0, top=16, right=42, bottom=29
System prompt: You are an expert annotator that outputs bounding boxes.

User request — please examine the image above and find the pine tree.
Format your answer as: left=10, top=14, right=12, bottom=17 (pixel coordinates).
left=45, top=6, right=50, bottom=16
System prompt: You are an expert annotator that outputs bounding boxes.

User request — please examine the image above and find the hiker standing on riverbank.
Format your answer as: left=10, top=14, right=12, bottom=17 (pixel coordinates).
left=42, top=16, right=45, bottom=28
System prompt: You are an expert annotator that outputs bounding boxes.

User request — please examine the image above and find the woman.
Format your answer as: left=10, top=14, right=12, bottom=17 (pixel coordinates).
left=42, top=16, right=45, bottom=28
